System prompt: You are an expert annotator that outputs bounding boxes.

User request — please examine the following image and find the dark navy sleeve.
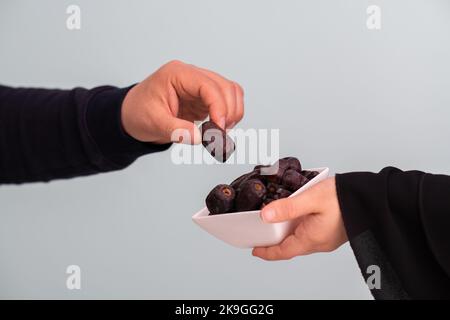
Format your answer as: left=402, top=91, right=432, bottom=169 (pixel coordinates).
left=0, top=84, right=171, bottom=184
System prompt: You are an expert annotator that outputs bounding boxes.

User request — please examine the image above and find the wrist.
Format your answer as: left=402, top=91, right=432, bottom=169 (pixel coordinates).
left=85, top=85, right=171, bottom=167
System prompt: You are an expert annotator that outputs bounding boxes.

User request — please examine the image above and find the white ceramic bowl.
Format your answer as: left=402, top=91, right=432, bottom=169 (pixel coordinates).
left=192, top=167, right=329, bottom=248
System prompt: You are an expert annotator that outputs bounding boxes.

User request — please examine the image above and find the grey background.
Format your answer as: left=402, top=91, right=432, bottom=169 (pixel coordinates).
left=0, top=0, right=449, bottom=299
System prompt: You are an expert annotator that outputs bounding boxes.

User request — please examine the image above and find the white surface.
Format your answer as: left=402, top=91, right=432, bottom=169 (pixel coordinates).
left=193, top=168, right=329, bottom=248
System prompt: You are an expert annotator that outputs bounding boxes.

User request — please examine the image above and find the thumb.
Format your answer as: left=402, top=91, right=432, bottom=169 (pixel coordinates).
left=163, top=116, right=202, bottom=145
left=261, top=188, right=318, bottom=223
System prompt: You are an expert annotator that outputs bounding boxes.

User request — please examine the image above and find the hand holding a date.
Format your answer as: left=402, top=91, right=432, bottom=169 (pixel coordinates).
left=121, top=60, right=244, bottom=145
left=252, top=177, right=348, bottom=260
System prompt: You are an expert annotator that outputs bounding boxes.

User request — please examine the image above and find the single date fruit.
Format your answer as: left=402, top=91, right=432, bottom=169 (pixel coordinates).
left=276, top=187, right=292, bottom=199
left=235, top=179, right=266, bottom=212
left=230, top=170, right=262, bottom=193
left=205, top=184, right=235, bottom=215
left=281, top=157, right=302, bottom=172
left=301, top=170, right=319, bottom=180
left=201, top=121, right=235, bottom=163
left=282, top=169, right=309, bottom=192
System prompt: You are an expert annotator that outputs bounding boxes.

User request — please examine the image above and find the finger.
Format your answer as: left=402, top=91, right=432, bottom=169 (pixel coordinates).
left=261, top=186, right=320, bottom=223
left=234, top=83, right=244, bottom=126
left=252, top=234, right=311, bottom=261
left=178, top=100, right=209, bottom=123
left=170, top=63, right=228, bottom=130
left=197, top=68, right=237, bottom=128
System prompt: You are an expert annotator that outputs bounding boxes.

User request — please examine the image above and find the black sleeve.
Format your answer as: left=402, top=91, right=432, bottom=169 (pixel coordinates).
left=0, top=84, right=171, bottom=184
left=336, top=167, right=450, bottom=300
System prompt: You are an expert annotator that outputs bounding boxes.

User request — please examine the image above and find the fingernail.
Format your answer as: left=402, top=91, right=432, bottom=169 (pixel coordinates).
left=262, top=209, right=276, bottom=222
left=218, top=117, right=226, bottom=130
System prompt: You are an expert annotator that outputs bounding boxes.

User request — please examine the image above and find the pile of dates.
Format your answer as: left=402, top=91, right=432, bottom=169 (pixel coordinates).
left=205, top=157, right=319, bottom=215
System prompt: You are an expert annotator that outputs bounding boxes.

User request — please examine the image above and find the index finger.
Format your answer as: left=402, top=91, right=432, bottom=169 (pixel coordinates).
left=170, top=63, right=228, bottom=129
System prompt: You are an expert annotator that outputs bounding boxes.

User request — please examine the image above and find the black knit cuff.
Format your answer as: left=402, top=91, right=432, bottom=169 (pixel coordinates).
left=335, top=171, right=382, bottom=240
left=85, top=85, right=172, bottom=167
